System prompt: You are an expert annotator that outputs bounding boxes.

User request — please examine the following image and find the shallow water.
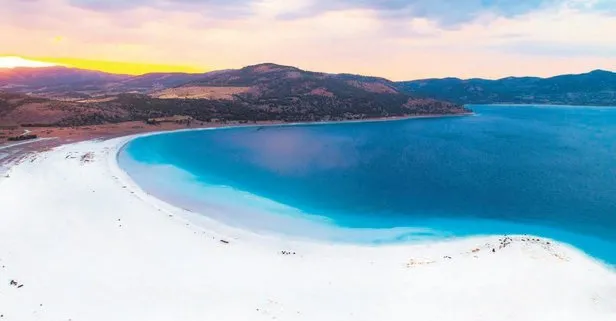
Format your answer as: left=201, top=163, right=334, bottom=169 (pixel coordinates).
left=119, top=105, right=616, bottom=264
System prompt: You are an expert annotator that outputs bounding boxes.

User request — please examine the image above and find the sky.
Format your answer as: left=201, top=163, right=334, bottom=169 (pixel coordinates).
left=0, top=0, right=615, bottom=80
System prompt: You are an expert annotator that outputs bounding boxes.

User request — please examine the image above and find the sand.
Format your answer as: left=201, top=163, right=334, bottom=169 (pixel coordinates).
left=0, top=136, right=615, bottom=321
left=152, top=86, right=251, bottom=100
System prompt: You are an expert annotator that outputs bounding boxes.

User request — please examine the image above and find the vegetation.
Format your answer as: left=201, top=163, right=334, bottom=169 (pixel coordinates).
left=102, top=93, right=467, bottom=125
left=7, top=134, right=37, bottom=141
left=395, top=70, right=616, bottom=106
left=0, top=64, right=469, bottom=127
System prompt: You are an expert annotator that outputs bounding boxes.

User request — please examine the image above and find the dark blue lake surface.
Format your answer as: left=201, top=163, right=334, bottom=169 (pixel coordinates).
left=119, top=105, right=616, bottom=265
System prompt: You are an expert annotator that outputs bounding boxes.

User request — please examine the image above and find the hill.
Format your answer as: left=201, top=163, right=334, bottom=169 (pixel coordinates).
left=149, top=63, right=465, bottom=121
left=395, top=70, right=616, bottom=106
left=114, top=72, right=212, bottom=93
left=0, top=91, right=130, bottom=127
left=181, top=63, right=400, bottom=95
left=0, top=67, right=129, bottom=99
left=0, top=63, right=468, bottom=130
left=0, top=67, right=213, bottom=98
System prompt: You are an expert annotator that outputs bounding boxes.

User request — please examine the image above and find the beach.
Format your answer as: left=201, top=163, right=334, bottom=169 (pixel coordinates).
left=1, top=135, right=616, bottom=321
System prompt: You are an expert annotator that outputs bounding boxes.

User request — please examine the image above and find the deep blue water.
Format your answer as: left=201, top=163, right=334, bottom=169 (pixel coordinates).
left=119, top=105, right=616, bottom=265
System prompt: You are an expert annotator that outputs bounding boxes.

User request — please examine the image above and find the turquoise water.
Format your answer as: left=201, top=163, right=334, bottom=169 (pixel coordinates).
left=119, top=105, right=616, bottom=265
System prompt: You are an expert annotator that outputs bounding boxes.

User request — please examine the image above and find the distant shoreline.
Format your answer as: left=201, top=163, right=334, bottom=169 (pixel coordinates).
left=465, top=103, right=616, bottom=108
left=0, top=112, right=474, bottom=151
left=0, top=112, right=474, bottom=172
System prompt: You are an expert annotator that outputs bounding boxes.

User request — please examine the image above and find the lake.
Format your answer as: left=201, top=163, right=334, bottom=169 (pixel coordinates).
left=118, top=105, right=616, bottom=265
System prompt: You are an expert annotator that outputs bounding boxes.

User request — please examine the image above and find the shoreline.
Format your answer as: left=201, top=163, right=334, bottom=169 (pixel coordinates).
left=3, top=110, right=615, bottom=264
left=115, top=112, right=476, bottom=148
left=1, top=112, right=474, bottom=176
left=1, top=135, right=615, bottom=320
left=0, top=137, right=58, bottom=151
left=117, top=127, right=616, bottom=267
left=0, top=112, right=474, bottom=150
left=468, top=103, right=616, bottom=108
left=5, top=109, right=614, bottom=261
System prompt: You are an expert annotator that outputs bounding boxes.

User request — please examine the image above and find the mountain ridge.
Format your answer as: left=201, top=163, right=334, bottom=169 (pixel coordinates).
left=0, top=63, right=468, bottom=130
left=396, top=69, right=616, bottom=106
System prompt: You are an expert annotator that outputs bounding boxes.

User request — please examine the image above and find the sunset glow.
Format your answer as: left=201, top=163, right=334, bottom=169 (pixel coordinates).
left=0, top=56, right=57, bottom=69
left=30, top=57, right=208, bottom=75
left=1, top=0, right=615, bottom=79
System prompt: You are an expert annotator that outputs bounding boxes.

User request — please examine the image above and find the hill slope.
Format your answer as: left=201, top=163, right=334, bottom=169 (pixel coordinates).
left=396, top=70, right=616, bottom=106
left=149, top=63, right=467, bottom=121
left=0, top=67, right=130, bottom=98
left=0, top=92, right=130, bottom=127
left=0, top=67, right=213, bottom=98
left=0, top=63, right=468, bottom=128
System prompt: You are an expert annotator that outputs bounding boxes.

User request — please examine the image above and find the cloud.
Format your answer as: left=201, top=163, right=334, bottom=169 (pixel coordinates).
left=565, top=0, right=616, bottom=14
left=67, top=0, right=567, bottom=27
left=1, top=0, right=615, bottom=80
left=277, top=0, right=564, bottom=27
left=69, top=0, right=246, bottom=10
left=491, top=41, right=616, bottom=58
left=47, top=0, right=616, bottom=29
left=68, top=0, right=252, bottom=18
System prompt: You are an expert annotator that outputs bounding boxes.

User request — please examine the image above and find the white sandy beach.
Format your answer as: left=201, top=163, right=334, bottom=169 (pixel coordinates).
left=1, top=136, right=615, bottom=321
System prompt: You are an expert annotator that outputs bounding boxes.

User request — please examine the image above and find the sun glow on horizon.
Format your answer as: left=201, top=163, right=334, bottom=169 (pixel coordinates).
left=39, top=57, right=209, bottom=75
left=0, top=55, right=209, bottom=75
left=0, top=56, right=58, bottom=69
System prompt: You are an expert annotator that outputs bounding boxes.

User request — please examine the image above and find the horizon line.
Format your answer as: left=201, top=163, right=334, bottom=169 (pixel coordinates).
left=0, top=56, right=613, bottom=82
